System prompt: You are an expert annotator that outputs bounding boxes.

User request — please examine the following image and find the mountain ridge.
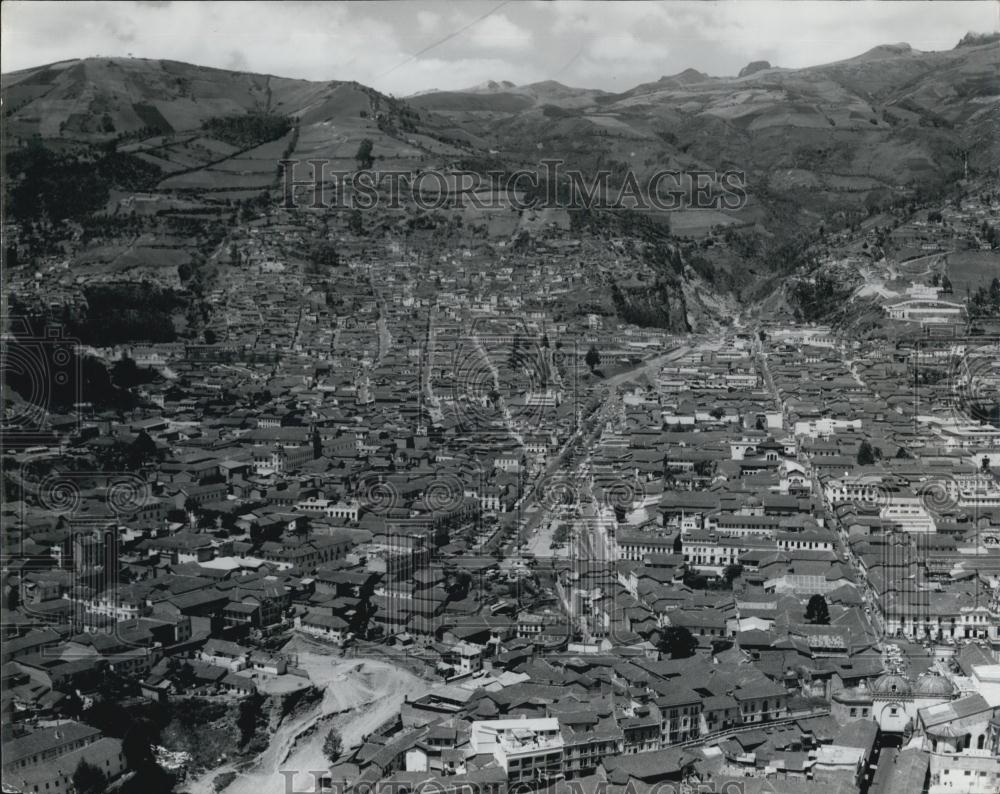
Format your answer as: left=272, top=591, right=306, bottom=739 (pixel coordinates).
left=3, top=38, right=997, bottom=333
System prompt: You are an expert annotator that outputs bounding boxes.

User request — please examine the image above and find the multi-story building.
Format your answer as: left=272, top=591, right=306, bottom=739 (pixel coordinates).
left=2, top=722, right=126, bottom=794
left=656, top=689, right=703, bottom=745
left=620, top=702, right=661, bottom=753
left=469, top=718, right=565, bottom=786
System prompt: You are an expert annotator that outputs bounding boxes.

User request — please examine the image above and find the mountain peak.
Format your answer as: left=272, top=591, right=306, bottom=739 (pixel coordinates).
left=657, top=68, right=710, bottom=86
left=856, top=42, right=913, bottom=60
left=955, top=31, right=1000, bottom=48
left=676, top=67, right=709, bottom=82
left=738, top=60, right=772, bottom=78
left=466, top=79, right=517, bottom=93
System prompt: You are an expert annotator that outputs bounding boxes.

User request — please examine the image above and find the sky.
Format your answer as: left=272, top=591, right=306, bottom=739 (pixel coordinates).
left=2, top=1, right=998, bottom=96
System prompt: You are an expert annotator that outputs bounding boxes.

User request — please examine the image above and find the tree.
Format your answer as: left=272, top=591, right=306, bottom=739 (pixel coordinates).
left=693, top=459, right=716, bottom=478
left=214, top=772, right=238, bottom=793
left=126, top=430, right=159, bottom=471
left=323, top=728, right=344, bottom=763
left=755, top=415, right=767, bottom=431
left=203, top=328, right=217, bottom=345
left=73, top=759, right=108, bottom=794
left=237, top=693, right=265, bottom=747
left=710, top=406, right=726, bottom=420
left=722, top=563, right=744, bottom=586
left=164, top=657, right=196, bottom=692
left=857, top=440, right=876, bottom=466
left=805, top=594, right=830, bottom=625
left=658, top=625, right=698, bottom=659
left=348, top=208, right=364, bottom=236
left=112, top=354, right=153, bottom=390
left=585, top=345, right=600, bottom=372
left=308, top=241, right=340, bottom=270
left=444, top=567, right=473, bottom=599
left=122, top=723, right=155, bottom=770
left=356, top=138, right=374, bottom=169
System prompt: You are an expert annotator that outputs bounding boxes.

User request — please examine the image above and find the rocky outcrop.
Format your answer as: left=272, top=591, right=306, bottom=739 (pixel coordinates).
left=739, top=61, right=772, bottom=77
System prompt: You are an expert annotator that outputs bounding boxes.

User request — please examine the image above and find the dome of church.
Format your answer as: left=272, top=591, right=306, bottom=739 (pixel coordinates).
left=870, top=674, right=912, bottom=697
left=914, top=673, right=954, bottom=698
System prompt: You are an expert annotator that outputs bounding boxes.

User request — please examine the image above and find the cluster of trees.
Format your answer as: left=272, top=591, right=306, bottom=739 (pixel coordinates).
left=979, top=221, right=998, bottom=249
left=356, top=138, right=375, bottom=169
left=968, top=277, right=1000, bottom=318
left=3, top=302, right=154, bottom=412
left=658, top=625, right=699, bottom=659
left=857, top=440, right=883, bottom=465
left=805, top=594, right=831, bottom=624
left=235, top=190, right=273, bottom=223
left=278, top=124, right=300, bottom=170
left=324, top=728, right=343, bottom=763
left=693, top=459, right=717, bottom=477
left=609, top=277, right=682, bottom=329
left=307, top=241, right=340, bottom=272
left=73, top=760, right=110, bottom=794
left=91, top=430, right=162, bottom=473
left=789, top=272, right=855, bottom=322
left=201, top=112, right=292, bottom=150
left=681, top=563, right=743, bottom=591
left=726, top=220, right=822, bottom=277
left=6, top=139, right=161, bottom=222
left=68, top=676, right=177, bottom=793
left=69, top=284, right=183, bottom=346
left=928, top=273, right=953, bottom=292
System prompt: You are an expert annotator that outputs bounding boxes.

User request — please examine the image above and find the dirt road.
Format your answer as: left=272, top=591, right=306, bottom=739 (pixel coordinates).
left=182, top=646, right=432, bottom=794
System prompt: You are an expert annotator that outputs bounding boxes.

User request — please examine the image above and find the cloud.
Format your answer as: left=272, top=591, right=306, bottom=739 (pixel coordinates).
left=0, top=0, right=996, bottom=94
left=104, top=17, right=137, bottom=45
left=549, top=1, right=672, bottom=35
left=468, top=13, right=532, bottom=51
left=416, top=10, right=441, bottom=34
left=588, top=31, right=658, bottom=63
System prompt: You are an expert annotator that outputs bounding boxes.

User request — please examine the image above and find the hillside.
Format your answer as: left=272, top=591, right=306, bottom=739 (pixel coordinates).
left=417, top=37, right=997, bottom=208
left=2, top=40, right=997, bottom=332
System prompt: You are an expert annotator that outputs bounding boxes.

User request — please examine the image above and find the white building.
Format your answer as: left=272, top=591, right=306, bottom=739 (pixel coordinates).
left=885, top=298, right=967, bottom=324
left=295, top=497, right=360, bottom=522
left=794, top=417, right=863, bottom=438
left=469, top=717, right=565, bottom=785
left=880, top=493, right=937, bottom=534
